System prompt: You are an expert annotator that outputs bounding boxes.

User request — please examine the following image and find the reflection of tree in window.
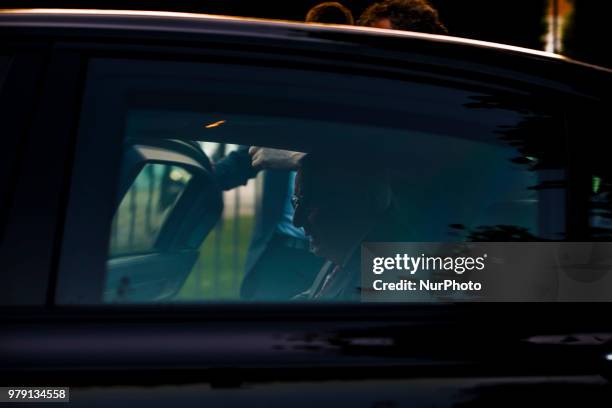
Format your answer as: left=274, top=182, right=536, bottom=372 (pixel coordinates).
left=453, top=93, right=567, bottom=241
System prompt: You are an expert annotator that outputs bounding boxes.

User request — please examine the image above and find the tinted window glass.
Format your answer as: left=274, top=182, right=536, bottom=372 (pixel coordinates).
left=58, top=59, right=572, bottom=304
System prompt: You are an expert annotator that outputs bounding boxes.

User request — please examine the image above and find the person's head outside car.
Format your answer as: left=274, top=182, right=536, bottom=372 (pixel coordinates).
left=358, top=0, right=447, bottom=34
left=292, top=153, right=395, bottom=267
left=306, top=2, right=355, bottom=25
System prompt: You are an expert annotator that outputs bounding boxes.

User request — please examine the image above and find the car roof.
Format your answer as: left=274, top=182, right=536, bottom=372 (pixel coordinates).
left=0, top=9, right=582, bottom=60
left=1, top=9, right=610, bottom=99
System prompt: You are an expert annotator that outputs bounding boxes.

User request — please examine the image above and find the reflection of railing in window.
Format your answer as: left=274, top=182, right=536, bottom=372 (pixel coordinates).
left=146, top=164, right=155, bottom=235
left=129, top=180, right=137, bottom=249
left=109, top=144, right=256, bottom=299
left=109, top=164, right=191, bottom=256
left=210, top=143, right=225, bottom=297
left=180, top=142, right=257, bottom=300
left=232, top=180, right=241, bottom=291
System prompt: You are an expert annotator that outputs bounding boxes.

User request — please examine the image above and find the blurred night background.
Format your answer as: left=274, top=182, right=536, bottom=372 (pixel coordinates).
left=1, top=0, right=610, bottom=68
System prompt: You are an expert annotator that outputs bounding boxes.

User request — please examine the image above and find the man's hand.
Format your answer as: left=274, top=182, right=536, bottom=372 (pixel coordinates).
left=248, top=146, right=305, bottom=170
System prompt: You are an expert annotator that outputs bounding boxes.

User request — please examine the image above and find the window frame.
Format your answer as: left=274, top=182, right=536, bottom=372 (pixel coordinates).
left=0, top=43, right=86, bottom=306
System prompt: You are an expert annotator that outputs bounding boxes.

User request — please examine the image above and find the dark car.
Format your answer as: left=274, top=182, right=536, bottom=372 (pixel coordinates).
left=1, top=9, right=612, bottom=407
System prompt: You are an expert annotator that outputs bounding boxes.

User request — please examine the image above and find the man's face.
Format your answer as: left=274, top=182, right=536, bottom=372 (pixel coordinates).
left=292, top=168, right=360, bottom=264
left=370, top=17, right=393, bottom=29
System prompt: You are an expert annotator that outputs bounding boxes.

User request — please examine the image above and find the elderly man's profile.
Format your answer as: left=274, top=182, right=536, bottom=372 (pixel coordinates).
left=292, top=153, right=411, bottom=300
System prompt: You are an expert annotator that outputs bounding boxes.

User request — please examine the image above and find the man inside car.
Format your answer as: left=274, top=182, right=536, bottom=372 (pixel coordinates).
left=292, top=153, right=411, bottom=300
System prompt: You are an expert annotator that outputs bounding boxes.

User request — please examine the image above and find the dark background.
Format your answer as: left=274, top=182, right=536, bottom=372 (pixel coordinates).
left=0, top=0, right=609, bottom=67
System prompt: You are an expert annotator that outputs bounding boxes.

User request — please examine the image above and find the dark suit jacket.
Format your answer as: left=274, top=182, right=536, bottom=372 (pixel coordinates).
left=213, top=146, right=292, bottom=275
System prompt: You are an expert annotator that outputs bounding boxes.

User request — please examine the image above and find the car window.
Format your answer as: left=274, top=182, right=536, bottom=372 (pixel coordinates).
left=56, top=58, right=578, bottom=304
